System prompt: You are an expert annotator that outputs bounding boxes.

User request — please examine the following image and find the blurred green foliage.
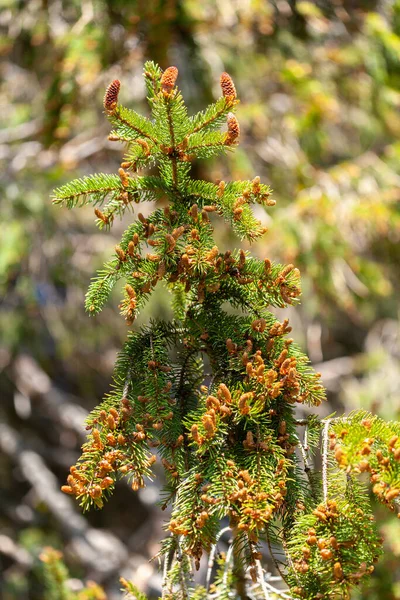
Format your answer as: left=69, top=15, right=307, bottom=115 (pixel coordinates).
left=1, top=0, right=400, bottom=598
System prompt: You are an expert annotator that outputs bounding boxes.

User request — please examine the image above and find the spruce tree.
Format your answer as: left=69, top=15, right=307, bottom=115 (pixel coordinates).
left=53, top=62, right=400, bottom=599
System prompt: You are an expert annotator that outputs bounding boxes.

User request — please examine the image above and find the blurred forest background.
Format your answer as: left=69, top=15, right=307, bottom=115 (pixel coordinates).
left=1, top=0, right=400, bottom=598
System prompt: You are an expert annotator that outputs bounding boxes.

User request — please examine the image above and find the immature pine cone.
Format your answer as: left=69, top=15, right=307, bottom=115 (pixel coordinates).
left=225, top=112, right=240, bottom=145
left=220, top=72, right=237, bottom=99
left=103, top=80, right=120, bottom=111
left=161, top=66, right=178, bottom=93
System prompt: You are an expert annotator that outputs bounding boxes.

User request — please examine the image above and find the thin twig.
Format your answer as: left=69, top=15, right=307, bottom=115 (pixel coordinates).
left=165, top=99, right=178, bottom=188
left=295, top=429, right=318, bottom=502
left=162, top=534, right=178, bottom=598
left=297, top=436, right=310, bottom=472
left=222, top=540, right=235, bottom=588
left=322, top=418, right=331, bottom=503
left=162, top=550, right=171, bottom=598
left=266, top=530, right=287, bottom=583
left=255, top=559, right=271, bottom=599
left=179, top=563, right=189, bottom=599
left=304, top=424, right=309, bottom=452
left=176, top=346, right=200, bottom=472
left=122, top=370, right=131, bottom=399
left=206, top=526, right=231, bottom=591
left=262, top=580, right=292, bottom=599
left=249, top=561, right=293, bottom=600
left=207, top=374, right=216, bottom=394
left=281, top=536, right=299, bottom=589
left=177, top=536, right=190, bottom=599
left=233, top=536, right=248, bottom=600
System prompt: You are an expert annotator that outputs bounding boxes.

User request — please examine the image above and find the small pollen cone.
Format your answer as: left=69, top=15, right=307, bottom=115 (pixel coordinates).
left=161, top=66, right=178, bottom=93
left=104, top=80, right=121, bottom=112
left=220, top=72, right=237, bottom=99
left=226, top=112, right=240, bottom=145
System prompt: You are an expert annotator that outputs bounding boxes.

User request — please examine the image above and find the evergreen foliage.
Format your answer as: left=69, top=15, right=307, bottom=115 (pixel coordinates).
left=40, top=547, right=106, bottom=600
left=54, top=63, right=400, bottom=599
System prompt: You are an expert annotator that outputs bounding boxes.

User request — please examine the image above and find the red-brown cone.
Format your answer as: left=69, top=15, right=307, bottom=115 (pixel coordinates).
left=103, top=80, right=120, bottom=111
left=220, top=72, right=237, bottom=99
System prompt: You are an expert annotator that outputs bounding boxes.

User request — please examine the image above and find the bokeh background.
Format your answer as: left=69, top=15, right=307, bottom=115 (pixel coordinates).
left=1, top=0, right=400, bottom=598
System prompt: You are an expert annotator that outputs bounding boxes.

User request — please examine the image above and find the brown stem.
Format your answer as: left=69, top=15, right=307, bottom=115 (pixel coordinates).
left=165, top=100, right=178, bottom=188
left=176, top=346, right=199, bottom=472
left=266, top=529, right=288, bottom=584
left=232, top=530, right=248, bottom=600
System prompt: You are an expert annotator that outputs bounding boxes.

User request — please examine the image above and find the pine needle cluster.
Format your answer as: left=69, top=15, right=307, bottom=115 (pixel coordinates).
left=53, top=62, right=400, bottom=599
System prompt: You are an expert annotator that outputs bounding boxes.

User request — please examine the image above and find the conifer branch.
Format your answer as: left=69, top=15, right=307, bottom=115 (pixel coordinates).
left=189, top=97, right=237, bottom=135
left=53, top=61, right=398, bottom=599
left=108, top=105, right=159, bottom=144
left=53, top=173, right=124, bottom=209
